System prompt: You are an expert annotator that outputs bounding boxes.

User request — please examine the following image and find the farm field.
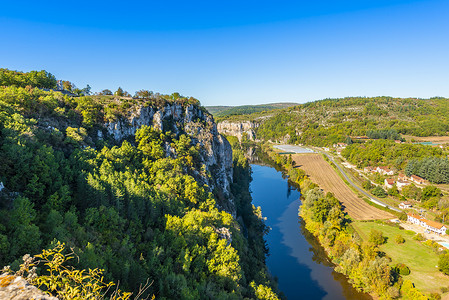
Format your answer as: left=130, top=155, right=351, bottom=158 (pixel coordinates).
left=352, top=221, right=449, bottom=294
left=292, top=153, right=392, bottom=220
left=403, top=135, right=449, bottom=144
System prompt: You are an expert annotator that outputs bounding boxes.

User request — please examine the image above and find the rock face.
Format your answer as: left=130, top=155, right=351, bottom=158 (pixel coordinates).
left=0, top=274, right=58, bottom=300
left=217, top=120, right=259, bottom=141
left=105, top=103, right=234, bottom=212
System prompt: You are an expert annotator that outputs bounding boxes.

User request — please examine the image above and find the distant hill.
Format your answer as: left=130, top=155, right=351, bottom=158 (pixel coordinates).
left=206, top=102, right=299, bottom=117
left=218, top=96, right=449, bottom=146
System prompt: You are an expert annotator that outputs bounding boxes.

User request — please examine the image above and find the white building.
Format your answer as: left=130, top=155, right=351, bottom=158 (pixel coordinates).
left=407, top=213, right=447, bottom=235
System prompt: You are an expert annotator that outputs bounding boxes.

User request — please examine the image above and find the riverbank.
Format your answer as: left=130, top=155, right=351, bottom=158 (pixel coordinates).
left=261, top=144, right=431, bottom=299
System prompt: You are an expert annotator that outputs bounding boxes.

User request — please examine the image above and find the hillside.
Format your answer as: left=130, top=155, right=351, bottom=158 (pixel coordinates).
left=218, top=96, right=449, bottom=146
left=0, top=69, right=279, bottom=299
left=206, top=102, right=298, bottom=118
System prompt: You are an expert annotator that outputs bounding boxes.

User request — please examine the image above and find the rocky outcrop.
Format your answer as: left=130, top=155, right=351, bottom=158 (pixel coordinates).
left=0, top=274, right=58, bottom=300
left=105, top=103, right=234, bottom=213
left=217, top=120, right=259, bottom=141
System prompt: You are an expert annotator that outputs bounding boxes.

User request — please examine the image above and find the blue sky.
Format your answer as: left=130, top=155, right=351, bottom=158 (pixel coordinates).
left=1, top=0, right=448, bottom=106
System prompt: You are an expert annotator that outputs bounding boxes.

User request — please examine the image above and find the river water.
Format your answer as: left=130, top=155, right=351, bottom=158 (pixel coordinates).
left=250, top=164, right=371, bottom=300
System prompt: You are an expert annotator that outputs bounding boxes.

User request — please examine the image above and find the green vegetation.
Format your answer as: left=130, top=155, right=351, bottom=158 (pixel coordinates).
left=207, top=102, right=298, bottom=118
left=406, top=157, right=449, bottom=184
left=0, top=68, right=56, bottom=89
left=353, top=221, right=448, bottom=294
left=366, top=129, right=403, bottom=141
left=0, top=69, right=279, bottom=299
left=341, top=139, right=445, bottom=169
left=221, top=96, right=449, bottom=145
left=263, top=146, right=449, bottom=298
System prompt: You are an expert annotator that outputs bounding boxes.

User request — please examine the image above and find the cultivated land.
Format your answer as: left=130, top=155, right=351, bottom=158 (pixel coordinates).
left=352, top=221, right=449, bottom=294
left=292, top=153, right=393, bottom=220
left=403, top=135, right=449, bottom=144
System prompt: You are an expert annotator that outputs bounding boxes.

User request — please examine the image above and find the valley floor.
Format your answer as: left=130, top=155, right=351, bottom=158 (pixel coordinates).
left=292, top=153, right=392, bottom=220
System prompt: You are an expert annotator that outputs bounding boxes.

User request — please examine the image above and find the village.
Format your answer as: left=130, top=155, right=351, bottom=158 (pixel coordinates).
left=325, top=142, right=449, bottom=247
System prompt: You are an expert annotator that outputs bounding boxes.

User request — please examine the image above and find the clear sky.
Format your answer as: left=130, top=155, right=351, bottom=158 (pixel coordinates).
left=1, top=0, right=448, bottom=106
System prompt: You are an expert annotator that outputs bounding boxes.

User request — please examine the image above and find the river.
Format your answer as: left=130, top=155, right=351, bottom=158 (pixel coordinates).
left=250, top=164, right=372, bottom=300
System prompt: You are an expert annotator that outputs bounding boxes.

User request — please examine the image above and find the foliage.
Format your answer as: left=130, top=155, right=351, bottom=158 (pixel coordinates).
left=0, top=69, right=57, bottom=89
left=0, top=69, right=279, bottom=298
left=366, top=128, right=403, bottom=141
left=406, top=157, right=449, bottom=184
left=394, top=234, right=405, bottom=244
left=342, top=139, right=445, bottom=169
left=438, top=253, right=449, bottom=275
left=371, top=186, right=387, bottom=198
left=223, top=96, right=449, bottom=145
left=369, top=229, right=386, bottom=246
left=394, top=263, right=410, bottom=275
left=4, top=242, right=140, bottom=300
left=400, top=279, right=427, bottom=300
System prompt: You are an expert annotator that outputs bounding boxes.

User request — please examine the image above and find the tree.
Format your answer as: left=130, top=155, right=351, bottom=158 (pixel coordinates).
left=115, top=87, right=124, bottom=96
left=369, top=229, right=386, bottom=246
left=439, top=253, right=449, bottom=275
left=394, top=234, right=405, bottom=244
left=371, top=186, right=387, bottom=198
left=62, top=80, right=74, bottom=91
left=100, top=89, right=113, bottom=95
left=134, top=89, right=153, bottom=99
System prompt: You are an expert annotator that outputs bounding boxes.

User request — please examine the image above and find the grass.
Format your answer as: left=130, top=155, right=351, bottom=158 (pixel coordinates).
left=352, top=221, right=449, bottom=293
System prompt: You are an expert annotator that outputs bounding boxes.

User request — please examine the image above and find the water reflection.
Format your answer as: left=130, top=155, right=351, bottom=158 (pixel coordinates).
left=250, top=163, right=371, bottom=300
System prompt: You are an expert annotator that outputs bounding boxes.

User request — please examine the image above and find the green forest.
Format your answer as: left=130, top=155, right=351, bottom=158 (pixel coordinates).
left=0, top=69, right=279, bottom=299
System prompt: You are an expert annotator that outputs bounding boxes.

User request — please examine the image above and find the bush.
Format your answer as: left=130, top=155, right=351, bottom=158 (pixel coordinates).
left=439, top=253, right=449, bottom=275
left=399, top=213, right=408, bottom=221
left=414, top=233, right=425, bottom=241
left=394, top=263, right=410, bottom=275
left=369, top=229, right=386, bottom=246
left=395, top=234, right=405, bottom=244
left=372, top=186, right=387, bottom=198
left=429, top=292, right=442, bottom=300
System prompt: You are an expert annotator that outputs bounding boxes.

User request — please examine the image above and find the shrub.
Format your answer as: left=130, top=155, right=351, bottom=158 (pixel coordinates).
left=414, top=233, right=425, bottom=241
left=394, top=263, right=410, bottom=275
left=395, top=234, right=405, bottom=244
left=369, top=229, right=386, bottom=246
left=439, top=253, right=449, bottom=275
left=372, top=186, right=387, bottom=198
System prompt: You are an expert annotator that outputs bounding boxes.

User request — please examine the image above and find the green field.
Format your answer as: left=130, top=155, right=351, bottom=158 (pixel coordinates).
left=352, top=221, right=449, bottom=293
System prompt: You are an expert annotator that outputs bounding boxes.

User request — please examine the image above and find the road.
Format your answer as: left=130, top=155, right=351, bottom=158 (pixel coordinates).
left=314, top=149, right=402, bottom=213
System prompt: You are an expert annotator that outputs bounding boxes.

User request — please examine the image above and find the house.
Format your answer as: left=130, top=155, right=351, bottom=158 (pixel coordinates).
left=364, top=167, right=375, bottom=173
left=407, top=213, right=422, bottom=225
left=333, top=143, right=348, bottom=148
left=422, top=219, right=447, bottom=235
left=397, top=179, right=411, bottom=190
left=399, top=202, right=412, bottom=209
left=410, top=175, right=426, bottom=185
left=407, top=213, right=447, bottom=235
left=384, top=178, right=395, bottom=189
left=376, top=166, right=394, bottom=176
left=398, top=173, right=408, bottom=181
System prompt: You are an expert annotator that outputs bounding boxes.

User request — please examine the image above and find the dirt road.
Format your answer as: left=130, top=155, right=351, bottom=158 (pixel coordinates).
left=293, top=153, right=392, bottom=220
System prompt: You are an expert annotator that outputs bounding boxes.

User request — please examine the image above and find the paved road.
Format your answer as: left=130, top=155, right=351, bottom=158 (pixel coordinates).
left=315, top=149, right=402, bottom=213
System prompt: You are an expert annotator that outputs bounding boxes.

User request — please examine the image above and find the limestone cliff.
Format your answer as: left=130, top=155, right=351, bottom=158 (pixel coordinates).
left=104, top=103, right=234, bottom=212
left=217, top=120, right=259, bottom=141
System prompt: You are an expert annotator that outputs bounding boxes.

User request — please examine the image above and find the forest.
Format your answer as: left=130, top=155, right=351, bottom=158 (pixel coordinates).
left=341, top=140, right=447, bottom=169
left=0, top=69, right=279, bottom=299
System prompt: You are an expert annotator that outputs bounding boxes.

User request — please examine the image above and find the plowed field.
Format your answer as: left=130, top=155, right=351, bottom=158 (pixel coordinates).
left=293, top=153, right=392, bottom=220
